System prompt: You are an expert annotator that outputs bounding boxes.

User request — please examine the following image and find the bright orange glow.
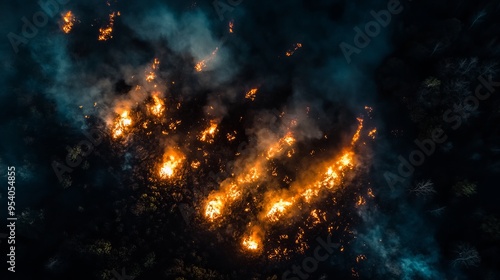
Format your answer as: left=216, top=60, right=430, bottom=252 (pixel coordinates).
left=205, top=195, right=224, bottom=221
left=229, top=20, right=234, bottom=33
left=242, top=227, right=262, bottom=251
left=195, top=47, right=219, bottom=72
left=61, top=11, right=76, bottom=33
left=245, top=88, right=258, bottom=101
left=98, top=12, right=118, bottom=41
left=112, top=111, right=132, bottom=138
left=199, top=120, right=218, bottom=143
left=159, top=150, right=184, bottom=179
left=351, top=117, right=364, bottom=145
left=266, top=199, right=293, bottom=222
left=149, top=93, right=165, bottom=116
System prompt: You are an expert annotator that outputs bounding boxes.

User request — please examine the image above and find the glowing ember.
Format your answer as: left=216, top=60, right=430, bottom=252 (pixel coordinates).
left=98, top=12, right=119, bottom=41
left=351, top=117, right=364, bottom=145
left=195, top=47, right=219, bottom=72
left=199, top=120, right=218, bottom=143
left=242, top=228, right=262, bottom=251
left=245, top=88, right=258, bottom=101
left=282, top=132, right=295, bottom=146
left=368, top=128, right=377, bottom=139
left=61, top=11, right=76, bottom=34
left=285, top=43, right=303, bottom=56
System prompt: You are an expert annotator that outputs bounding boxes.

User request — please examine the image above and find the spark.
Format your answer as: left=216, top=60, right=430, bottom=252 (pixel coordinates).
left=242, top=227, right=262, bottom=251
left=285, top=43, right=302, bottom=57
left=190, top=160, right=201, bottom=169
left=205, top=195, right=224, bottom=221
left=351, top=118, right=364, bottom=145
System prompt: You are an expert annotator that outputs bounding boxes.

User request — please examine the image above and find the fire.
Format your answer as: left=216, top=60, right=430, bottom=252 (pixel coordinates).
left=98, top=12, right=119, bottom=41
left=237, top=165, right=261, bottom=184
left=285, top=43, right=302, bottom=56
left=145, top=72, right=156, bottom=82
left=61, top=11, right=76, bottom=34
left=199, top=120, right=218, bottom=143
left=194, top=47, right=219, bottom=72
left=242, top=227, right=262, bottom=251
left=112, top=111, right=132, bottom=138
left=190, top=160, right=201, bottom=169
left=199, top=114, right=366, bottom=253
left=149, top=93, right=165, bottom=116
left=229, top=20, right=234, bottom=33
left=351, top=117, right=364, bottom=145
left=159, top=150, right=184, bottom=179
left=266, top=199, right=293, bottom=222
left=266, top=132, right=296, bottom=159
left=356, top=196, right=366, bottom=206
left=245, top=88, right=258, bottom=101
left=146, top=58, right=160, bottom=82
left=205, top=195, right=224, bottom=221
left=282, top=132, right=295, bottom=146
left=226, top=132, right=237, bottom=142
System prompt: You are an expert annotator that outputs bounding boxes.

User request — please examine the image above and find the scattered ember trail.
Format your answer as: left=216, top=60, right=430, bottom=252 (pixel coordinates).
left=99, top=11, right=119, bottom=41
left=195, top=47, right=219, bottom=72
left=286, top=43, right=303, bottom=56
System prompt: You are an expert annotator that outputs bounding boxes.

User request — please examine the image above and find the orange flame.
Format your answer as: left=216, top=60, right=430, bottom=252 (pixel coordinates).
left=149, top=93, right=165, bottom=116
left=112, top=111, right=132, bottom=138
left=199, top=120, right=219, bottom=143
left=245, top=88, right=258, bottom=101
left=61, top=11, right=76, bottom=34
left=159, top=150, right=184, bottom=179
left=98, top=12, right=119, bottom=41
left=195, top=47, right=219, bottom=72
